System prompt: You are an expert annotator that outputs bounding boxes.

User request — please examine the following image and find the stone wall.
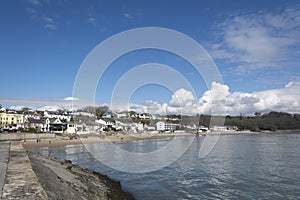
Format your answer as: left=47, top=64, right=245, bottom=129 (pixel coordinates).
left=0, top=133, right=55, bottom=141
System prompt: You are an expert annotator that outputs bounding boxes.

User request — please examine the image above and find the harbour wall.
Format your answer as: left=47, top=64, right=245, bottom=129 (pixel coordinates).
left=0, top=133, right=55, bottom=141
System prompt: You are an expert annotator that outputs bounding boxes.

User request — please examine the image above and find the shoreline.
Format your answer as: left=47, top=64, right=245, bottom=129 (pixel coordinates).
left=21, top=130, right=300, bottom=148
left=26, top=150, right=134, bottom=200
left=22, top=133, right=194, bottom=148
left=0, top=141, right=134, bottom=199
left=5, top=130, right=300, bottom=199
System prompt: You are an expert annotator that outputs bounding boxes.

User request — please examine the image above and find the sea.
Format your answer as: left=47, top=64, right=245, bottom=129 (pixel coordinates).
left=31, top=132, right=300, bottom=199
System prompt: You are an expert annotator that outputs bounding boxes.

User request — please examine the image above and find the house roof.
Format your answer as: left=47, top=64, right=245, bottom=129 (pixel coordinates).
left=49, top=118, right=63, bottom=124
left=98, top=118, right=115, bottom=122
left=26, top=118, right=43, bottom=124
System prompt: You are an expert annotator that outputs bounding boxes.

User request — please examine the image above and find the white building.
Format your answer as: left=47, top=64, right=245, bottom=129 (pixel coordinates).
left=156, top=121, right=181, bottom=131
left=210, top=126, right=229, bottom=132
left=156, top=121, right=165, bottom=131
left=138, top=113, right=152, bottom=120
left=44, top=111, right=71, bottom=122
left=66, top=124, right=77, bottom=134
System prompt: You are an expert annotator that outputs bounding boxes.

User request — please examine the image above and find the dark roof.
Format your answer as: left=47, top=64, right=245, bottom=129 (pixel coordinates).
left=26, top=118, right=43, bottom=124
left=99, top=118, right=115, bottom=123
left=49, top=118, right=61, bottom=124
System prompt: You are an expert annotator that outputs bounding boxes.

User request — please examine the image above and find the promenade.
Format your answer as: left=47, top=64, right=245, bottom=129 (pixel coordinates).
left=0, top=142, right=9, bottom=198
left=0, top=141, right=134, bottom=200
left=1, top=142, right=47, bottom=199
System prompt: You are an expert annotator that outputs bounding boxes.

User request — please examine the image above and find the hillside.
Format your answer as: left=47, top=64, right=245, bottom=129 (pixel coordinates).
left=179, top=111, right=300, bottom=131
left=225, top=111, right=300, bottom=131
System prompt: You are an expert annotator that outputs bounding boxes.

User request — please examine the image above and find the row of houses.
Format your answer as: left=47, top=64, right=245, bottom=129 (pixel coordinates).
left=93, top=118, right=182, bottom=133
left=0, top=111, right=77, bottom=134
left=106, top=112, right=153, bottom=120
left=0, top=112, right=24, bottom=127
left=25, top=117, right=77, bottom=134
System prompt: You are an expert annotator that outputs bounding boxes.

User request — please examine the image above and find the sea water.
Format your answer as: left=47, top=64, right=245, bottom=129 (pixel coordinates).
left=32, top=133, right=300, bottom=199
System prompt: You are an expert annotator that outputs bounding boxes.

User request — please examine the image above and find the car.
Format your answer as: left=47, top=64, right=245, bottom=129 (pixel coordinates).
left=2, top=128, right=9, bottom=133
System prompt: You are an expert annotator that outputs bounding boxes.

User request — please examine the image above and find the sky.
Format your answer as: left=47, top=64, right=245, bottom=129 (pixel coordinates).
left=0, top=0, right=300, bottom=115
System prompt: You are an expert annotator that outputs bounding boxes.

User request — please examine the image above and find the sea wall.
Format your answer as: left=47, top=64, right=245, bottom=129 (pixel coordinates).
left=2, top=142, right=48, bottom=199
left=0, top=133, right=55, bottom=141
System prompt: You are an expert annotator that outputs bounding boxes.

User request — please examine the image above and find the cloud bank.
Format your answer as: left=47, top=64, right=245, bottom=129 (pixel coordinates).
left=123, top=82, right=300, bottom=116
left=1, top=82, right=299, bottom=116
left=209, top=6, right=300, bottom=74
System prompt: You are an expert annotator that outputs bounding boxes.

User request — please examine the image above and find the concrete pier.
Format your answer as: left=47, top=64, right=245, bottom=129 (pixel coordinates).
left=1, top=142, right=47, bottom=199
left=0, top=142, right=9, bottom=198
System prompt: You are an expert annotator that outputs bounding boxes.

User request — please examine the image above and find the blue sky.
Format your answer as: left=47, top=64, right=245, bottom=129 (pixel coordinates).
left=1, top=0, right=300, bottom=115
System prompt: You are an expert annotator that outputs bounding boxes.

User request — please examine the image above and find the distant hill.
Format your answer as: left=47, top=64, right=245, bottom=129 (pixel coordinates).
left=225, top=111, right=300, bottom=131
left=178, top=111, right=300, bottom=131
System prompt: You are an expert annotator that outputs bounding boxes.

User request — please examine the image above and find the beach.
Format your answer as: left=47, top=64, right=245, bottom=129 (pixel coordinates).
left=21, top=130, right=260, bottom=148
left=22, top=132, right=193, bottom=148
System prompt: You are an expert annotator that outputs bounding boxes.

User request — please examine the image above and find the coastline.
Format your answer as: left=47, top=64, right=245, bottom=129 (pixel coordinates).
left=21, top=130, right=300, bottom=148
left=22, top=133, right=194, bottom=148
left=6, top=130, right=299, bottom=199
left=0, top=141, right=134, bottom=199
left=27, top=150, right=134, bottom=200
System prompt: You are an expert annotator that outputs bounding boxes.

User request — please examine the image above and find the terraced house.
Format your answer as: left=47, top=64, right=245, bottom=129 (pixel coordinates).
left=0, top=112, right=24, bottom=130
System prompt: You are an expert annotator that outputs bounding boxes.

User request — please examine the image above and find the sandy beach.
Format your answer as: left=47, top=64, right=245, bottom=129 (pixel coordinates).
left=22, top=132, right=194, bottom=148
left=21, top=130, right=261, bottom=148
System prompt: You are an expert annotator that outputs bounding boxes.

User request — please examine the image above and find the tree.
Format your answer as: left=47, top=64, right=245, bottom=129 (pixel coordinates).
left=21, top=107, right=30, bottom=113
left=95, top=106, right=109, bottom=118
left=254, top=112, right=261, bottom=117
left=82, top=106, right=95, bottom=114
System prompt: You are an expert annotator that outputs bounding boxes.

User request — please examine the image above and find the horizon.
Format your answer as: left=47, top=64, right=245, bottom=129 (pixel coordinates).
left=1, top=0, right=300, bottom=116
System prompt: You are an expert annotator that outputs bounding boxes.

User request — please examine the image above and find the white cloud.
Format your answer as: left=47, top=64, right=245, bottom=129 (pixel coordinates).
left=9, top=105, right=26, bottom=111
left=27, top=0, right=43, bottom=6
left=25, top=0, right=57, bottom=31
left=44, top=23, right=57, bottom=30
left=64, top=97, right=79, bottom=101
left=209, top=6, right=300, bottom=74
left=197, top=82, right=229, bottom=115
left=116, top=81, right=300, bottom=116
left=26, top=0, right=50, bottom=6
left=197, top=81, right=300, bottom=115
left=88, top=17, right=96, bottom=23
left=0, top=97, right=84, bottom=111
left=285, top=81, right=300, bottom=88
left=3, top=83, right=299, bottom=116
left=42, top=16, right=54, bottom=23
left=123, top=13, right=133, bottom=19
left=169, top=88, right=195, bottom=107
left=87, top=15, right=99, bottom=27
left=41, top=15, right=57, bottom=30
left=253, top=82, right=300, bottom=113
